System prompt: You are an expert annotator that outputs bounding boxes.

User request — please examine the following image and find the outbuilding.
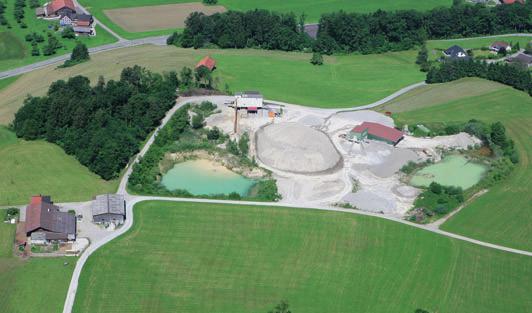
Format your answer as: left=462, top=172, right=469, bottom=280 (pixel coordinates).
left=195, top=56, right=216, bottom=71
left=350, top=122, right=404, bottom=146
left=92, top=194, right=126, bottom=224
left=443, top=45, right=468, bottom=59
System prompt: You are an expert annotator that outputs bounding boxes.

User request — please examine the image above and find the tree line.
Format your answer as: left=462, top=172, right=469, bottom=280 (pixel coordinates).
left=426, top=59, right=532, bottom=95
left=317, top=2, right=531, bottom=54
left=174, top=2, right=531, bottom=54
left=12, top=66, right=179, bottom=180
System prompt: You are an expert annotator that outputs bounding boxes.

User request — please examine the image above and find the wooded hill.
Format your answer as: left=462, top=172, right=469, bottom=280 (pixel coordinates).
left=12, top=66, right=179, bottom=180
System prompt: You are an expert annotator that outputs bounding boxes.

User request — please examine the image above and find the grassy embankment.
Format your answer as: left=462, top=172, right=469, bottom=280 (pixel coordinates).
left=78, top=0, right=451, bottom=39
left=0, top=126, right=117, bottom=205
left=426, top=35, right=532, bottom=61
left=0, top=0, right=117, bottom=72
left=379, top=78, right=532, bottom=251
left=0, top=221, right=74, bottom=313
left=74, top=200, right=531, bottom=313
left=0, top=45, right=424, bottom=125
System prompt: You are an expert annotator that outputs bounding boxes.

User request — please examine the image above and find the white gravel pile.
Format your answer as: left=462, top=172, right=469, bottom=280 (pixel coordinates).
left=256, top=122, right=342, bottom=173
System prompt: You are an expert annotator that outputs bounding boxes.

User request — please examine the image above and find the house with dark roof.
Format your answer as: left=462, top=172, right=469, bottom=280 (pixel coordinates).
left=490, top=41, right=511, bottom=52
left=443, top=45, right=469, bottom=60
left=45, top=0, right=76, bottom=17
left=25, top=195, right=76, bottom=243
left=506, top=53, right=532, bottom=68
left=195, top=56, right=216, bottom=71
left=350, top=122, right=404, bottom=146
left=92, top=194, right=126, bottom=224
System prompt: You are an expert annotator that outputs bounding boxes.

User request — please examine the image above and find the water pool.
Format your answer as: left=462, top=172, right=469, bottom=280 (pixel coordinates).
left=410, top=155, right=487, bottom=190
left=161, top=159, right=256, bottom=196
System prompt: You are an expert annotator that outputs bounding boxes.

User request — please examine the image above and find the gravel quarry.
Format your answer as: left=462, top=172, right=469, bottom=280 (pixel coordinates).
left=203, top=98, right=482, bottom=216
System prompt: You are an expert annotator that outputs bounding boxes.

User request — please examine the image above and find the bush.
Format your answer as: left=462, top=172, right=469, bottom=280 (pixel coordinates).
left=310, top=52, right=323, bottom=65
left=238, top=132, right=249, bottom=156
left=429, top=182, right=442, bottom=194
left=191, top=113, right=204, bottom=129
left=61, top=27, right=76, bottom=39
left=202, top=0, right=217, bottom=4
left=207, top=127, right=220, bottom=140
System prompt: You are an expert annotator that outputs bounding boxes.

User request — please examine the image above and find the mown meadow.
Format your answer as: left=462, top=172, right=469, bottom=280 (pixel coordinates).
left=73, top=200, right=532, bottom=313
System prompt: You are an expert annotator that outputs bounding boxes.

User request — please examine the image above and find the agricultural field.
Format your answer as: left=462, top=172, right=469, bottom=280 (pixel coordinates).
left=0, top=45, right=424, bottom=125
left=0, top=0, right=117, bottom=72
left=104, top=3, right=226, bottom=33
left=426, top=35, right=532, bottom=61
left=73, top=200, right=531, bottom=313
left=78, top=0, right=452, bottom=39
left=381, top=78, right=532, bottom=251
left=0, top=127, right=118, bottom=205
left=0, top=222, right=75, bottom=313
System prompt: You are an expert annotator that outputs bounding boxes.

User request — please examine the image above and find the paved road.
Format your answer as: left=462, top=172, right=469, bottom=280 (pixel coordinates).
left=0, top=36, right=167, bottom=80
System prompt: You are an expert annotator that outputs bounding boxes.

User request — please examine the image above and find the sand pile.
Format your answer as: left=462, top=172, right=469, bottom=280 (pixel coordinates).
left=256, top=122, right=342, bottom=173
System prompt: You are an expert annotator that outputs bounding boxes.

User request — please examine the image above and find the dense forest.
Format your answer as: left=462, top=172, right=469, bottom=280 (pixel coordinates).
left=426, top=59, right=532, bottom=95
left=178, top=10, right=309, bottom=51
left=176, top=2, right=531, bottom=54
left=12, top=66, right=179, bottom=180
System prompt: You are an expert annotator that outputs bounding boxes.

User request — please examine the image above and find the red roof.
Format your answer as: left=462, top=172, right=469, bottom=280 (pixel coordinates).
left=47, top=0, right=75, bottom=14
left=25, top=195, right=76, bottom=240
left=76, top=20, right=90, bottom=27
left=502, top=0, right=525, bottom=4
left=352, top=122, right=404, bottom=143
left=195, top=56, right=216, bottom=71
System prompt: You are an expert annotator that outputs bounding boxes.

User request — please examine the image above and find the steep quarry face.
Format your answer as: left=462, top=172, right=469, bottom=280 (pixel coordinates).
left=255, top=122, right=342, bottom=174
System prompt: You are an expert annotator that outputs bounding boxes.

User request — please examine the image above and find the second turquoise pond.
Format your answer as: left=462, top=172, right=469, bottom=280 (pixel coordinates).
left=161, top=159, right=256, bottom=196
left=410, top=155, right=487, bottom=190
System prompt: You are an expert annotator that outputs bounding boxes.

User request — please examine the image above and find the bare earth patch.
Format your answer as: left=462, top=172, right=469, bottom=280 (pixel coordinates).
left=104, top=2, right=227, bottom=32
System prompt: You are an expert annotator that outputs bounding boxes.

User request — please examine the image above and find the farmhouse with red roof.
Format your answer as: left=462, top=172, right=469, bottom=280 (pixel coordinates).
left=195, top=56, right=216, bottom=71
left=25, top=195, right=76, bottom=243
left=350, top=122, right=404, bottom=146
left=45, top=0, right=76, bottom=17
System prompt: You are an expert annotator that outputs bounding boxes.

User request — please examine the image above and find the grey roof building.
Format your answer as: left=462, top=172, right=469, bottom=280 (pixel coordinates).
left=92, top=194, right=126, bottom=224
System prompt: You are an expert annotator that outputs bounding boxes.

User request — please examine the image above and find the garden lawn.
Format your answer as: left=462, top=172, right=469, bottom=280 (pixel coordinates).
left=0, top=0, right=117, bottom=72
left=78, top=0, right=451, bottom=39
left=384, top=79, right=532, bottom=251
left=0, top=222, right=75, bottom=313
left=0, top=127, right=117, bottom=205
left=73, top=200, right=531, bottom=313
left=0, top=46, right=424, bottom=125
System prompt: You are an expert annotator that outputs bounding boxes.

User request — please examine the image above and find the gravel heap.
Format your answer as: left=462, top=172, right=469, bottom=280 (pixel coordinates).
left=256, top=122, right=342, bottom=174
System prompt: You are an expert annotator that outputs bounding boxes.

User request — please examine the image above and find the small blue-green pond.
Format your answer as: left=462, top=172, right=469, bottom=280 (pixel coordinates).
left=161, top=159, right=256, bottom=196
left=410, top=155, right=487, bottom=190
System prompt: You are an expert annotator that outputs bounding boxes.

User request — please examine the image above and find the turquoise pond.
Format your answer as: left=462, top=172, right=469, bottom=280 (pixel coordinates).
left=410, top=155, right=488, bottom=190
left=161, top=159, right=256, bottom=196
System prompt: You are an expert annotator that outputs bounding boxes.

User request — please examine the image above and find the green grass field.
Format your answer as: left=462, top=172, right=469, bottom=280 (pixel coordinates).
left=0, top=127, right=118, bottom=205
left=73, top=200, right=531, bottom=313
left=79, top=0, right=451, bottom=39
left=0, top=46, right=424, bottom=125
left=382, top=78, right=532, bottom=251
left=0, top=222, right=75, bottom=313
left=0, top=0, right=117, bottom=72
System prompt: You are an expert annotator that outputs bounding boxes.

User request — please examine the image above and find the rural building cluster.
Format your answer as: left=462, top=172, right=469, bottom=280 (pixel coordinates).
left=36, top=0, right=95, bottom=36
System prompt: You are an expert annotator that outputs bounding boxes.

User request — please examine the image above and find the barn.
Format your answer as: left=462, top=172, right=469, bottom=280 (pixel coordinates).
left=25, top=195, right=76, bottom=243
left=92, top=194, right=126, bottom=224
left=350, top=122, right=404, bottom=145
left=195, top=56, right=216, bottom=71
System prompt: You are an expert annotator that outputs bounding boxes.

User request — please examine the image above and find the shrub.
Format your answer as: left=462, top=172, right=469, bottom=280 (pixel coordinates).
left=207, top=127, right=220, bottom=140
left=191, top=113, right=204, bottom=129
left=310, top=52, right=323, bottom=65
